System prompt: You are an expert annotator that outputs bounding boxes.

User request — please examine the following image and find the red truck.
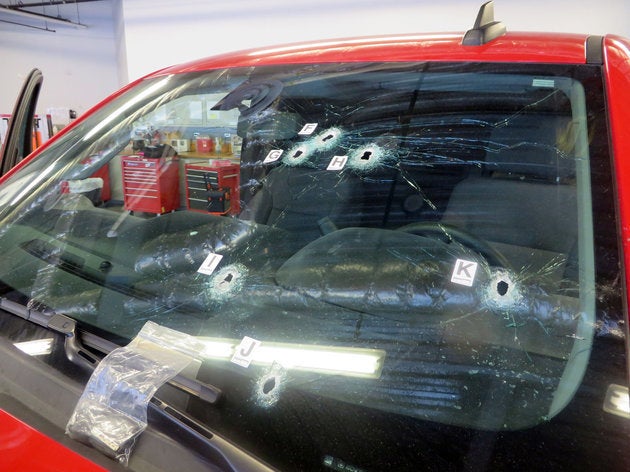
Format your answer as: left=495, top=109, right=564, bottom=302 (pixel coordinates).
left=1, top=2, right=630, bottom=470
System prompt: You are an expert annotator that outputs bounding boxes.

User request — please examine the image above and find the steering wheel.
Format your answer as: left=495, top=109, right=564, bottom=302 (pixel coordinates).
left=397, top=221, right=512, bottom=269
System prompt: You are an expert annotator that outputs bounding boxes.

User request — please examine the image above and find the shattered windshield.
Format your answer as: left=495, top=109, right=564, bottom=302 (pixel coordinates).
left=0, top=62, right=620, bottom=470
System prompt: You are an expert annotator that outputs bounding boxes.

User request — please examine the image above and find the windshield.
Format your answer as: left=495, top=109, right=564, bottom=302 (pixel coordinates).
left=0, top=62, right=624, bottom=471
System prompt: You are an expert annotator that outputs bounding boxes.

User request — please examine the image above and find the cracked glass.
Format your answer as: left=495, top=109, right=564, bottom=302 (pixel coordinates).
left=0, top=61, right=624, bottom=470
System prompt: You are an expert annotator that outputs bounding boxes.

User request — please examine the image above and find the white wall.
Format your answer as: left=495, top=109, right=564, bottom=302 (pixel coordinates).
left=120, top=0, right=630, bottom=82
left=112, top=0, right=129, bottom=89
left=1, top=0, right=628, bottom=119
left=0, top=1, right=119, bottom=117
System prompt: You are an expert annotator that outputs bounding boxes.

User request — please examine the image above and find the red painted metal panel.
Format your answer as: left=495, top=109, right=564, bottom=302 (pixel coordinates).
left=0, top=409, right=107, bottom=471
left=603, top=35, right=630, bottom=308
left=159, top=32, right=590, bottom=75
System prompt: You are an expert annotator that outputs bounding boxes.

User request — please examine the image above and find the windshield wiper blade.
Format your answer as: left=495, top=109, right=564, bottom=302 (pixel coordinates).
left=0, top=298, right=222, bottom=404
left=47, top=312, right=101, bottom=370
left=52, top=312, right=222, bottom=404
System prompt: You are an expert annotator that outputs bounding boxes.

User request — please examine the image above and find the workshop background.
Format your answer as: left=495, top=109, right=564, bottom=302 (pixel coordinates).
left=0, top=0, right=628, bottom=136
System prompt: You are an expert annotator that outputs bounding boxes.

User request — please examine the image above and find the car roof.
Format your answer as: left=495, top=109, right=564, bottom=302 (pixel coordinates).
left=152, top=31, right=593, bottom=77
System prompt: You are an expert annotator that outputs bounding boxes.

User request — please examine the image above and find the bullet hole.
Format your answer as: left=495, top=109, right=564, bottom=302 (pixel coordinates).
left=483, top=269, right=523, bottom=312
left=347, top=144, right=387, bottom=172
left=254, top=364, right=286, bottom=408
left=315, top=128, right=343, bottom=150
left=284, top=144, right=311, bottom=166
left=206, top=263, right=247, bottom=302
left=497, top=280, right=509, bottom=296
left=262, top=376, right=276, bottom=394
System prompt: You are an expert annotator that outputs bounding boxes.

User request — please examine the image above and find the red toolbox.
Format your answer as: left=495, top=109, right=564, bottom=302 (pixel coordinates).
left=122, top=155, right=179, bottom=214
left=185, top=161, right=240, bottom=215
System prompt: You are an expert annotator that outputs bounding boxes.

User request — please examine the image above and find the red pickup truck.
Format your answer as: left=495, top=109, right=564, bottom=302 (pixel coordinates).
left=1, top=2, right=629, bottom=470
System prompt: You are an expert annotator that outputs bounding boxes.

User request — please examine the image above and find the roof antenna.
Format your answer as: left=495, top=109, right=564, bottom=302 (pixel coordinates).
left=462, top=1, right=506, bottom=46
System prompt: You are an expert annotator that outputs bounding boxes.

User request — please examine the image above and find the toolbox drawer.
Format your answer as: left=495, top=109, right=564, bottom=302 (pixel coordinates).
left=121, top=155, right=180, bottom=214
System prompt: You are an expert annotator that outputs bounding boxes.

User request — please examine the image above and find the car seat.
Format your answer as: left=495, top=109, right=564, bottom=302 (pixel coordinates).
left=242, top=158, right=358, bottom=243
left=440, top=140, right=578, bottom=283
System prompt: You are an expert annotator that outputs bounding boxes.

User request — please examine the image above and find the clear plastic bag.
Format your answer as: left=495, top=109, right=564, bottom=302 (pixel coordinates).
left=66, top=321, right=205, bottom=464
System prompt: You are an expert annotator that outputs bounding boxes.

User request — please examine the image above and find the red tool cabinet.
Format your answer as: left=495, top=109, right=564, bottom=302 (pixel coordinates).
left=121, top=155, right=180, bottom=214
left=185, top=161, right=240, bottom=215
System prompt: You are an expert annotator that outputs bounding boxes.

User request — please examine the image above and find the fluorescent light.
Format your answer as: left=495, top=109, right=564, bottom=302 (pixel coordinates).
left=0, top=5, right=87, bottom=29
left=604, top=384, right=630, bottom=419
left=14, top=338, right=54, bottom=356
left=201, top=338, right=234, bottom=358
left=198, top=337, right=385, bottom=379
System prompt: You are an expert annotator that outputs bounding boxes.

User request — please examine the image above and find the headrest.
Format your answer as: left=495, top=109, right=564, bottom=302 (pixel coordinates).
left=485, top=143, right=575, bottom=182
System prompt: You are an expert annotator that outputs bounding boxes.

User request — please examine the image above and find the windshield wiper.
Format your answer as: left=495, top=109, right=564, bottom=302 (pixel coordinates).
left=0, top=297, right=221, bottom=404
left=0, top=298, right=276, bottom=472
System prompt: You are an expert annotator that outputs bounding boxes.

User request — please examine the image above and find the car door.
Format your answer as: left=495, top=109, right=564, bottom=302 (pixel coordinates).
left=0, top=68, right=43, bottom=176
